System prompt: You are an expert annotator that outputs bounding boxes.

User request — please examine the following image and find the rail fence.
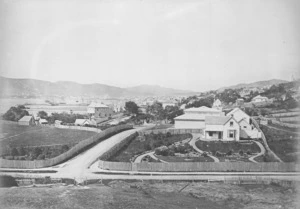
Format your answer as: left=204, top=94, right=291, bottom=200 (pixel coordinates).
left=98, top=160, right=300, bottom=172
left=0, top=125, right=132, bottom=169
left=270, top=120, right=300, bottom=129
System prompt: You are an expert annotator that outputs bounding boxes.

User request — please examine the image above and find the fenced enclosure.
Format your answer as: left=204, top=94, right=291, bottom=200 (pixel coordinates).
left=0, top=125, right=132, bottom=169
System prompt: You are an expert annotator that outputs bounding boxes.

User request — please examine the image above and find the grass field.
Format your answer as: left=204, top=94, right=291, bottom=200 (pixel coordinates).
left=195, top=141, right=260, bottom=155
left=109, top=133, right=191, bottom=162
left=260, top=125, right=299, bottom=162
left=0, top=181, right=297, bottom=209
left=0, top=121, right=96, bottom=148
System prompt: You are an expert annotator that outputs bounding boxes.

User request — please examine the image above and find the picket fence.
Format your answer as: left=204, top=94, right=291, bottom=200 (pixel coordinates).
left=98, top=160, right=300, bottom=172
left=0, top=125, right=132, bottom=169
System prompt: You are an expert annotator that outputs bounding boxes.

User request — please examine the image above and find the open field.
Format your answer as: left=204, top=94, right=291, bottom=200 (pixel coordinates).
left=0, top=181, right=298, bottom=209
left=0, top=121, right=96, bottom=148
left=109, top=133, right=191, bottom=162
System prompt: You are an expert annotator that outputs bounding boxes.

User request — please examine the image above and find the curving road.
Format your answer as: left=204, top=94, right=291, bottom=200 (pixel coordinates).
left=249, top=141, right=266, bottom=163
left=189, top=134, right=220, bottom=162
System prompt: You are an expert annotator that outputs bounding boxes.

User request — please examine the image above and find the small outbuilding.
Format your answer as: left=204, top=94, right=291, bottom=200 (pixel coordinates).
left=18, top=115, right=35, bottom=126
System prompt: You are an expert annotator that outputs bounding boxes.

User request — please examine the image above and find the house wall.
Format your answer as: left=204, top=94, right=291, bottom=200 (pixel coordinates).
left=205, top=131, right=222, bottom=139
left=239, top=120, right=252, bottom=130
left=223, top=118, right=240, bottom=141
left=174, top=120, right=205, bottom=129
left=93, top=107, right=114, bottom=118
left=184, top=111, right=224, bottom=116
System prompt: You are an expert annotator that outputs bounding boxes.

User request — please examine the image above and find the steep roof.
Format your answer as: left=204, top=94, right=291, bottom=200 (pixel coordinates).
left=174, top=114, right=205, bottom=121
left=205, top=116, right=231, bottom=125
left=185, top=106, right=221, bottom=113
left=18, top=115, right=33, bottom=122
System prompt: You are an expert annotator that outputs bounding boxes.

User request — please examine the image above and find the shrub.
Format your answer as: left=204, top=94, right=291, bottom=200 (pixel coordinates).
left=10, top=148, right=19, bottom=156
left=18, top=147, right=26, bottom=156
left=37, top=154, right=45, bottom=160
left=202, top=152, right=208, bottom=157
left=226, top=150, right=233, bottom=156
left=239, top=150, right=244, bottom=156
left=246, top=150, right=251, bottom=155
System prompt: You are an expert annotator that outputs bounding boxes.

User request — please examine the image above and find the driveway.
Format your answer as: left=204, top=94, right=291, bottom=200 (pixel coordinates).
left=189, top=134, right=220, bottom=162
left=249, top=141, right=266, bottom=163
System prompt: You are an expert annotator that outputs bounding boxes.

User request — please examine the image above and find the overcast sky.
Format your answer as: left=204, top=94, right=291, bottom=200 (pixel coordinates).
left=0, top=0, right=299, bottom=91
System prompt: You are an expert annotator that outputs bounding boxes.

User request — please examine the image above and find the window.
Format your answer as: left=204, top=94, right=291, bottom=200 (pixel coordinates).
left=208, top=132, right=213, bottom=137
left=244, top=126, right=247, bottom=129
left=230, top=121, right=233, bottom=127
left=228, top=130, right=235, bottom=138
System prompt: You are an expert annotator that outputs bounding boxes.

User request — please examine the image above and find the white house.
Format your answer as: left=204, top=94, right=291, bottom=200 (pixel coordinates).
left=226, top=108, right=251, bottom=124
left=204, top=116, right=240, bottom=141
left=251, top=95, right=269, bottom=103
left=212, top=99, right=222, bottom=110
left=87, top=102, right=114, bottom=118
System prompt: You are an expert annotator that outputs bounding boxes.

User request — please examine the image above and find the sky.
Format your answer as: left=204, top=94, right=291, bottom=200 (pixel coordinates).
left=0, top=0, right=299, bottom=91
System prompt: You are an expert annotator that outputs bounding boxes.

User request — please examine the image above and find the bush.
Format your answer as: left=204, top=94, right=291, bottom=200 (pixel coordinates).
left=10, top=148, right=19, bottom=156
left=246, top=150, right=251, bottom=155
left=202, top=152, right=208, bottom=157
left=18, top=147, right=26, bottom=156
left=239, top=150, right=244, bottom=156
left=226, top=150, right=233, bottom=156
left=37, top=154, right=45, bottom=160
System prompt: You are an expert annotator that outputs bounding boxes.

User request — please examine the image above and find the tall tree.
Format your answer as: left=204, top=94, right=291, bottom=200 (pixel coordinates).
left=2, top=106, right=29, bottom=121
left=125, top=101, right=139, bottom=115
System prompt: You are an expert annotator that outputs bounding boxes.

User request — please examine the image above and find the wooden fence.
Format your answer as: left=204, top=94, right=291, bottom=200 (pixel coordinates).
left=0, top=125, right=132, bottom=169
left=139, top=128, right=203, bottom=135
left=270, top=120, right=300, bottom=129
left=98, top=160, right=300, bottom=172
left=270, top=112, right=300, bottom=118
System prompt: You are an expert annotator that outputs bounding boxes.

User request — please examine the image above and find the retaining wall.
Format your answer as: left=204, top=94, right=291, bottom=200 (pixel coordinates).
left=0, top=125, right=132, bottom=169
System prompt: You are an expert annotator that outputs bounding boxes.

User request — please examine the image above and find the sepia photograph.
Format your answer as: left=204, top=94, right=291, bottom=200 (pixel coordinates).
left=0, top=0, right=299, bottom=208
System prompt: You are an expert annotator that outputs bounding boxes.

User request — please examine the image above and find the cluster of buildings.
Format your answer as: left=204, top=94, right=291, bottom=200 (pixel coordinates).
left=174, top=106, right=261, bottom=141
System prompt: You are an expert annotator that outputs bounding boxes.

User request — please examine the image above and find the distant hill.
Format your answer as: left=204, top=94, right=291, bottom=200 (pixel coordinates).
left=218, top=79, right=289, bottom=91
left=125, top=85, right=194, bottom=96
left=0, top=76, right=194, bottom=98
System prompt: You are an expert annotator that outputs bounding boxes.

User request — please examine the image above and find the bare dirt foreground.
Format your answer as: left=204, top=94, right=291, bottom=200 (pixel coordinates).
left=0, top=181, right=298, bottom=209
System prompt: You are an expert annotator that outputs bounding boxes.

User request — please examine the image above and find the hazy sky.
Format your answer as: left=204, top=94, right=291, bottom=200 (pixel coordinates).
left=0, top=0, right=299, bottom=91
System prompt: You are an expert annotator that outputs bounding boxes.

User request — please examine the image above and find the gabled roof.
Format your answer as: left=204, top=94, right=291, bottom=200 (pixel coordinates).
left=75, top=119, right=87, bottom=125
left=185, top=106, right=221, bottom=113
left=205, top=116, right=231, bottom=125
left=18, top=115, right=33, bottom=122
left=88, top=102, right=108, bottom=108
left=226, top=107, right=249, bottom=117
left=174, top=114, right=205, bottom=121
left=252, top=95, right=268, bottom=100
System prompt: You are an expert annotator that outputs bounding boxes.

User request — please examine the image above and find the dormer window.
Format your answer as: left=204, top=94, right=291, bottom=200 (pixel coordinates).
left=230, top=121, right=233, bottom=127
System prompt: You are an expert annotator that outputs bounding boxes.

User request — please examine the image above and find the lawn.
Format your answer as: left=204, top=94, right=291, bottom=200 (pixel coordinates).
left=260, top=125, right=299, bottom=162
left=108, top=133, right=191, bottom=162
left=157, top=156, right=214, bottom=162
left=195, top=141, right=261, bottom=156
left=0, top=121, right=96, bottom=148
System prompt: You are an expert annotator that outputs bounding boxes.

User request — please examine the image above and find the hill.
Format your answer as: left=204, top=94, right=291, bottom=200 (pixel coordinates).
left=0, top=76, right=194, bottom=98
left=218, top=79, right=288, bottom=91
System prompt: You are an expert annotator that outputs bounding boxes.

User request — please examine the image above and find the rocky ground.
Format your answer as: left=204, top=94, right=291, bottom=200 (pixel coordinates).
left=0, top=180, right=298, bottom=209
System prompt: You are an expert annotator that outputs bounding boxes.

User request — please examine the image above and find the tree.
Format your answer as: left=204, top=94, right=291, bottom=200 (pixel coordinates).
left=125, top=101, right=139, bottom=115
left=37, top=111, right=48, bottom=119
left=2, top=106, right=29, bottom=121
left=18, top=147, right=26, bottom=156
left=10, top=147, right=19, bottom=156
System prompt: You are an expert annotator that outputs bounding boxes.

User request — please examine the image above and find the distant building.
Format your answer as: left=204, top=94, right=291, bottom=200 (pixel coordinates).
left=162, top=101, right=177, bottom=109
left=251, top=95, right=269, bottom=103
left=236, top=98, right=244, bottom=106
left=18, top=115, right=35, bottom=126
left=212, top=99, right=222, bottom=110
left=39, top=119, right=48, bottom=125
left=87, top=102, right=114, bottom=118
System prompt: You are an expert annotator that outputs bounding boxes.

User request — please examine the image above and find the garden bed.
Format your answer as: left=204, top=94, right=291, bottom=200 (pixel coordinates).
left=108, top=133, right=192, bottom=162
left=157, top=155, right=214, bottom=162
